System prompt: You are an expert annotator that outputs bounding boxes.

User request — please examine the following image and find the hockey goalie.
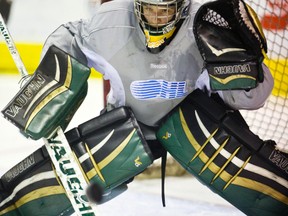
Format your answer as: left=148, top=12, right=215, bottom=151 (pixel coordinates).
left=0, top=0, right=287, bottom=215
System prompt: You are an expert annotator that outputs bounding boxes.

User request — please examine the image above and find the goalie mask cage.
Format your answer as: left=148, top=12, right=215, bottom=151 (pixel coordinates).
left=194, top=0, right=288, bottom=153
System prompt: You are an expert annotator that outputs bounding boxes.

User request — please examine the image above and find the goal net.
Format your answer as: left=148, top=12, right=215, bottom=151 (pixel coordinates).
left=240, top=0, right=287, bottom=152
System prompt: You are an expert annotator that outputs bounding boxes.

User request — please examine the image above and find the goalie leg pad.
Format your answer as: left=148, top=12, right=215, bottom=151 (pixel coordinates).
left=1, top=45, right=91, bottom=140
left=0, top=146, right=74, bottom=216
left=156, top=89, right=288, bottom=216
left=66, top=106, right=154, bottom=203
left=0, top=107, right=154, bottom=215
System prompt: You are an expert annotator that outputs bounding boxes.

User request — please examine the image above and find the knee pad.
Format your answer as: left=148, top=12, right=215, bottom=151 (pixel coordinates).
left=66, top=106, right=154, bottom=202
left=157, top=89, right=288, bottom=216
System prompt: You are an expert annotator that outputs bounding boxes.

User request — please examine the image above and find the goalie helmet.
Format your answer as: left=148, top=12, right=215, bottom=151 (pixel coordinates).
left=134, top=0, right=189, bottom=53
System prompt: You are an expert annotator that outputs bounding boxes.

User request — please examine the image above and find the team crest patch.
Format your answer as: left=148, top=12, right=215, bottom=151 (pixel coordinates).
left=130, top=80, right=187, bottom=100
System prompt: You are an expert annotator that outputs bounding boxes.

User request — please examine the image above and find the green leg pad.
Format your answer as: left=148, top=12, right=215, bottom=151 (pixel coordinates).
left=0, top=107, right=154, bottom=215
left=0, top=146, right=74, bottom=216
left=156, top=91, right=288, bottom=216
left=67, top=106, right=154, bottom=202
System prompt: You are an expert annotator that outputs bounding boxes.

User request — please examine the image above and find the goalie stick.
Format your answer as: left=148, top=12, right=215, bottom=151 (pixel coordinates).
left=0, top=15, right=28, bottom=80
left=0, top=13, right=100, bottom=216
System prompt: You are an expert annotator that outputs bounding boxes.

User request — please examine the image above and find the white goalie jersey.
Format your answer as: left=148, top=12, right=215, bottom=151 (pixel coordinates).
left=42, top=0, right=273, bottom=127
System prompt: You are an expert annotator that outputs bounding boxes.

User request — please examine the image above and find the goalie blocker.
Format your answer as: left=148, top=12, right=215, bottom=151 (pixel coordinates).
left=1, top=45, right=90, bottom=140
left=0, top=107, right=153, bottom=216
left=157, top=89, right=288, bottom=216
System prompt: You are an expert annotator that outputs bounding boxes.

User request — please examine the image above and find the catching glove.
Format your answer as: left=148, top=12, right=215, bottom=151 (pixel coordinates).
left=193, top=0, right=267, bottom=90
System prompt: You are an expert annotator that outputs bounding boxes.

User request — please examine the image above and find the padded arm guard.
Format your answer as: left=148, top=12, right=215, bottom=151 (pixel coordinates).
left=0, top=107, right=153, bottom=216
left=157, top=89, right=288, bottom=216
left=193, top=0, right=267, bottom=90
left=1, top=45, right=90, bottom=140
